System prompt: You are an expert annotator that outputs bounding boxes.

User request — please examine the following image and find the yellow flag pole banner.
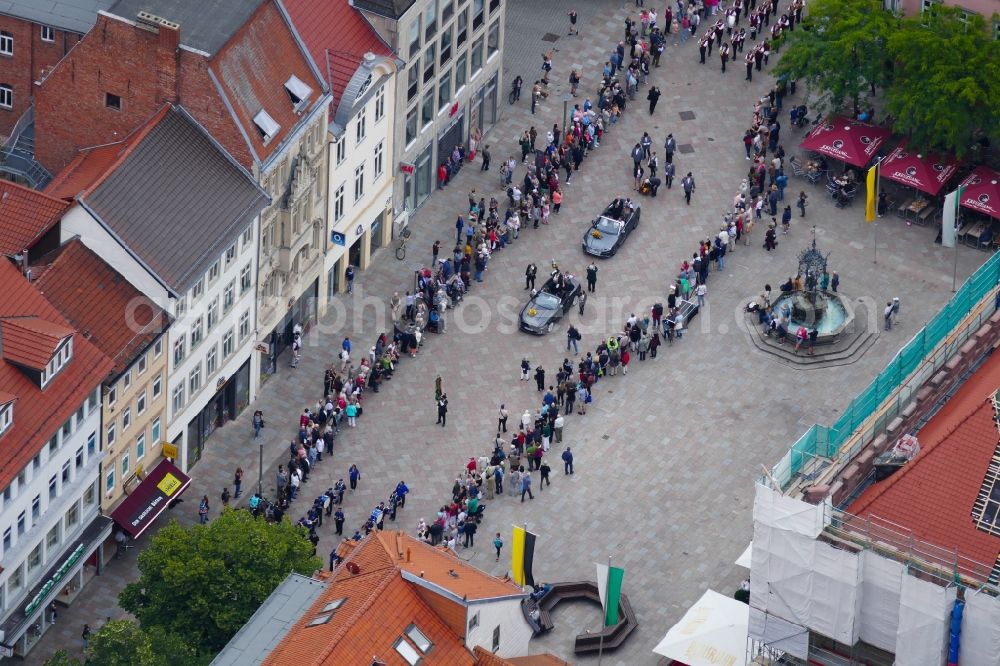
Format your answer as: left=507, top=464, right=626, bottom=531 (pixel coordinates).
left=511, top=525, right=536, bottom=587
left=865, top=160, right=880, bottom=223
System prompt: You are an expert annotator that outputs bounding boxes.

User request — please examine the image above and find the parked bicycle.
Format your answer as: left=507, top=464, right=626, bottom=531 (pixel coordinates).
left=395, top=226, right=412, bottom=260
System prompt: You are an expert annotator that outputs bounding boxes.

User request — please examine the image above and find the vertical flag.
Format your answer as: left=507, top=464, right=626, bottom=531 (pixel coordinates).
left=865, top=160, right=879, bottom=222
left=941, top=186, right=963, bottom=248
left=595, top=561, right=625, bottom=626
left=511, top=526, right=536, bottom=587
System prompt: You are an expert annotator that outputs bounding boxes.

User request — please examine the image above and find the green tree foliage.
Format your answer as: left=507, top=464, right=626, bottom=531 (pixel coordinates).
left=43, top=651, right=82, bottom=666
left=885, top=7, right=1000, bottom=158
left=775, top=0, right=897, bottom=113
left=119, top=510, right=320, bottom=654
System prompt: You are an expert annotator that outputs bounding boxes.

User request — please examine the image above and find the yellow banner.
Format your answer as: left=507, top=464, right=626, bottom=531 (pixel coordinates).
left=161, top=443, right=178, bottom=459
left=865, top=163, right=878, bottom=222
left=511, top=526, right=526, bottom=586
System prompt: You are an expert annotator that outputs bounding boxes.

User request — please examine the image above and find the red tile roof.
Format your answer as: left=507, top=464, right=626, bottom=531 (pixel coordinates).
left=0, top=391, right=15, bottom=407
left=0, top=180, right=70, bottom=256
left=32, top=239, right=168, bottom=378
left=283, top=0, right=392, bottom=105
left=210, top=0, right=326, bottom=163
left=0, top=259, right=113, bottom=487
left=0, top=316, right=74, bottom=370
left=851, top=349, right=1000, bottom=568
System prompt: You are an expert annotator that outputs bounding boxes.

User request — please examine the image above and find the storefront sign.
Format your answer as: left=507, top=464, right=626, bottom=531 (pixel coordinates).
left=399, top=162, right=415, bottom=174
left=331, top=231, right=346, bottom=246
left=24, top=544, right=85, bottom=616
left=161, top=443, right=179, bottom=459
left=254, top=343, right=269, bottom=353
left=110, top=461, right=191, bottom=538
left=449, top=102, right=459, bottom=117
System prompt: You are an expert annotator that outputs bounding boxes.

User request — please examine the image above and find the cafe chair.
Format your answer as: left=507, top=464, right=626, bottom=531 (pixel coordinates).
left=976, top=229, right=994, bottom=251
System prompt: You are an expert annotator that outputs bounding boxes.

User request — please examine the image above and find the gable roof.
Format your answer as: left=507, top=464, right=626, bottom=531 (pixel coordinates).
left=0, top=317, right=74, bottom=371
left=0, top=180, right=70, bottom=257
left=32, top=239, right=169, bottom=379
left=283, top=0, right=393, bottom=106
left=0, top=259, right=112, bottom=487
left=67, top=104, right=268, bottom=293
left=352, top=0, right=416, bottom=20
left=107, top=0, right=266, bottom=55
left=0, top=0, right=114, bottom=34
left=851, top=348, right=1000, bottom=570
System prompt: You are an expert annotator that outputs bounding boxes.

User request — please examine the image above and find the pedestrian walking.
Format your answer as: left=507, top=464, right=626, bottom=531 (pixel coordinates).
left=540, top=460, right=551, bottom=488
left=682, top=172, right=696, bottom=204
left=334, top=507, right=345, bottom=535
left=567, top=325, right=581, bottom=354
left=349, top=464, right=361, bottom=490
left=647, top=86, right=661, bottom=114
left=437, top=394, right=449, bottom=426
left=494, top=533, right=504, bottom=561
left=198, top=495, right=210, bottom=524
left=233, top=466, right=244, bottom=498
left=520, top=469, right=534, bottom=501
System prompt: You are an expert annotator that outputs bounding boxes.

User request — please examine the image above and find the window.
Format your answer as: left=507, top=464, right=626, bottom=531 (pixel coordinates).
left=356, top=106, right=367, bottom=144
left=106, top=92, right=121, bottom=111
left=84, top=483, right=95, bottom=506
left=471, top=37, right=483, bottom=74
left=424, top=0, right=438, bottom=40
left=457, top=10, right=468, bottom=46
left=0, top=402, right=12, bottom=436
left=0, top=84, right=11, bottom=110
left=8, top=563, right=21, bottom=593
left=406, top=107, right=418, bottom=145
left=107, top=422, right=116, bottom=447
left=423, top=46, right=436, bottom=83
left=488, top=21, right=500, bottom=58
left=136, top=390, right=146, bottom=415
left=123, top=369, right=132, bottom=391
left=443, top=0, right=454, bottom=21
left=76, top=446, right=84, bottom=470
left=208, top=261, right=220, bottom=284
left=455, top=54, right=467, bottom=90
left=440, top=27, right=452, bottom=65
left=17, top=511, right=25, bottom=535
left=47, top=525, right=59, bottom=551
left=336, top=138, right=346, bottom=165
left=121, top=450, right=130, bottom=478
left=240, top=264, right=252, bottom=293
left=137, top=352, right=147, bottom=375
left=135, top=431, right=145, bottom=461
left=354, top=164, right=365, bottom=201
left=438, top=70, right=452, bottom=109
left=172, top=383, right=185, bottom=412
left=87, top=432, right=96, bottom=455
left=41, top=337, right=73, bottom=387
left=242, top=226, right=253, bottom=251
left=31, top=494, right=40, bottom=521
left=122, top=407, right=131, bottom=431
left=3, top=527, right=10, bottom=553
left=41, top=25, right=55, bottom=42
left=239, top=311, right=251, bottom=341
left=207, top=298, right=219, bottom=332
left=407, top=62, right=419, bottom=101
left=189, top=364, right=202, bottom=394
left=49, top=474, right=57, bottom=500
left=394, top=638, right=422, bottom=665
left=151, top=417, right=161, bottom=443
left=0, top=32, right=12, bottom=56
left=225, top=243, right=236, bottom=268
left=173, top=338, right=186, bottom=366
left=375, top=86, right=386, bottom=121
left=154, top=338, right=163, bottom=359
left=191, top=278, right=204, bottom=301
left=422, top=92, right=434, bottom=127
left=489, top=0, right=500, bottom=11
left=253, top=109, right=281, bottom=144
left=334, top=184, right=345, bottom=221
left=152, top=373, right=162, bottom=398
left=106, top=466, right=115, bottom=492
left=473, top=0, right=484, bottom=29
left=468, top=612, right=480, bottom=630
left=223, top=329, right=234, bottom=358
left=284, top=74, right=313, bottom=110
left=374, top=141, right=384, bottom=179
left=190, top=316, right=204, bottom=348
left=28, top=544, right=41, bottom=573
left=206, top=344, right=218, bottom=376
left=406, top=625, right=432, bottom=653
left=408, top=19, right=421, bottom=58
left=176, top=295, right=187, bottom=317
left=62, top=460, right=70, bottom=484
left=224, top=281, right=235, bottom=312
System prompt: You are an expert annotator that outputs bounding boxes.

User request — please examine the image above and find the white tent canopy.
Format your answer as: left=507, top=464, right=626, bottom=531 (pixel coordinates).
left=735, top=542, right=752, bottom=569
left=653, top=589, right=749, bottom=666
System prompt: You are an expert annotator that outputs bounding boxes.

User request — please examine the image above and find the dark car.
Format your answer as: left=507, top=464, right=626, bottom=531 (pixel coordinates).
left=518, top=276, right=582, bottom=335
left=582, top=202, right=641, bottom=257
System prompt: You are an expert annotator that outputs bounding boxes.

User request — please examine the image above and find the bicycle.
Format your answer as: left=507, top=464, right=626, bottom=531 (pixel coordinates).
left=395, top=226, right=412, bottom=260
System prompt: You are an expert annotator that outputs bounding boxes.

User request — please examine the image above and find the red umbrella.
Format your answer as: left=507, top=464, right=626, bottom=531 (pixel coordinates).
left=959, top=166, right=1000, bottom=221
left=880, top=142, right=962, bottom=197
left=798, top=116, right=892, bottom=168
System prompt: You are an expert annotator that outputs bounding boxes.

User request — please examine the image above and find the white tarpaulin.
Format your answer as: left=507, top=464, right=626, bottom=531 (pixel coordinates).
left=735, top=542, right=752, bottom=569
left=753, top=483, right=829, bottom=538
left=894, top=574, right=956, bottom=666
left=958, top=590, right=1000, bottom=666
left=748, top=606, right=809, bottom=660
left=653, top=589, right=748, bottom=666
left=858, top=550, right=904, bottom=652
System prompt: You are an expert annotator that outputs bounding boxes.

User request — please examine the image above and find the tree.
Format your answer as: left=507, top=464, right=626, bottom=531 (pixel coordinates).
left=885, top=7, right=1000, bottom=158
left=775, top=0, right=897, bottom=114
left=120, top=509, right=320, bottom=654
left=68, top=620, right=204, bottom=666
left=43, top=652, right=81, bottom=666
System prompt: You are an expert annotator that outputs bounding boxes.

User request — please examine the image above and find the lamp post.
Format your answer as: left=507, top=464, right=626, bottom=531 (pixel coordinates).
left=258, top=442, right=263, bottom=496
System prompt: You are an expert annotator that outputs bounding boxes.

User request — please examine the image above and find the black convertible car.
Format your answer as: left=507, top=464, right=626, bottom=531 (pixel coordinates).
left=582, top=200, right=641, bottom=257
left=518, top=275, right=582, bottom=335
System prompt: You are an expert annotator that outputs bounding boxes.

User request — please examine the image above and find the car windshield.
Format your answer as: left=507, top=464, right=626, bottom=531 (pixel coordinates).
left=533, top=292, right=561, bottom=309
left=594, top=217, right=623, bottom=235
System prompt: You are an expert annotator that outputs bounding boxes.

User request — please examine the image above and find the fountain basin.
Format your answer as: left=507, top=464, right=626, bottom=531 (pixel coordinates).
left=771, top=290, right=854, bottom=343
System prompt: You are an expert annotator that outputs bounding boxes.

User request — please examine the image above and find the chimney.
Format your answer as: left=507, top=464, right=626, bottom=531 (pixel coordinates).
left=152, top=17, right=180, bottom=104
left=406, top=548, right=411, bottom=563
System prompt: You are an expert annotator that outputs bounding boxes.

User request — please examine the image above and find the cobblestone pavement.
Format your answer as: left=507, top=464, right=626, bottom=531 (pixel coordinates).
left=29, top=0, right=987, bottom=664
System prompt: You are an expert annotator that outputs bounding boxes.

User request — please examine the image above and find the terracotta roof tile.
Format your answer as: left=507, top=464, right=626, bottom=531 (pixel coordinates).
left=0, top=317, right=74, bottom=370
left=0, top=180, right=70, bottom=256
left=506, top=655, right=573, bottom=666
left=851, top=350, right=1000, bottom=568
left=45, top=143, right=129, bottom=201
left=0, top=260, right=113, bottom=487
left=0, top=391, right=15, bottom=406
left=33, top=239, right=168, bottom=378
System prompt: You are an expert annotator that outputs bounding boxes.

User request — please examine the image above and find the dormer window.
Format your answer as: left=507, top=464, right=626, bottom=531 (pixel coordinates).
left=40, top=337, right=73, bottom=388
left=0, top=400, right=13, bottom=437
left=284, top=75, right=313, bottom=112
left=253, top=110, right=281, bottom=145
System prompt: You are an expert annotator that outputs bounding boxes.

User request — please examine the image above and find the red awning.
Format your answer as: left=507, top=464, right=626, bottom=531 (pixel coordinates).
left=880, top=142, right=962, bottom=196
left=110, top=460, right=191, bottom=538
left=798, top=116, right=892, bottom=168
left=959, top=166, right=1000, bottom=221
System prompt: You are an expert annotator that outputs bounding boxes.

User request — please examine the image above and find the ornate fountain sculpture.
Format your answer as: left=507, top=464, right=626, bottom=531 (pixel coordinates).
left=789, top=228, right=832, bottom=327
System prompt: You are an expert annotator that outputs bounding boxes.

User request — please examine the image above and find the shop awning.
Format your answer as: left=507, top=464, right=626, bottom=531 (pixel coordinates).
left=110, top=460, right=191, bottom=538
left=959, top=166, right=1000, bottom=221
left=652, top=589, right=749, bottom=666
left=880, top=142, right=962, bottom=196
left=798, top=116, right=891, bottom=168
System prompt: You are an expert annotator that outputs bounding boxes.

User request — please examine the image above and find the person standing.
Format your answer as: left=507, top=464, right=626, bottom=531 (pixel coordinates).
left=664, top=161, right=675, bottom=189
left=349, top=464, right=361, bottom=491
left=884, top=301, right=894, bottom=331
left=432, top=239, right=441, bottom=264
left=578, top=290, right=587, bottom=316
left=831, top=271, right=840, bottom=292
left=586, top=262, right=598, bottom=292
left=437, top=394, right=449, bottom=426
left=534, top=366, right=546, bottom=392
left=520, top=469, right=534, bottom=501
left=82, top=624, right=91, bottom=651
left=456, top=216, right=465, bottom=243
left=345, top=265, right=355, bottom=294
left=562, top=447, right=574, bottom=474
left=198, top=496, right=210, bottom=524
left=525, top=263, right=537, bottom=290
left=334, top=508, right=345, bottom=535
left=682, top=172, right=696, bottom=204
left=481, top=144, right=491, bottom=171
left=664, top=133, right=676, bottom=163
left=647, top=86, right=661, bottom=114
left=220, top=487, right=231, bottom=508
left=720, top=41, right=730, bottom=72
left=494, top=532, right=504, bottom=561
left=797, top=191, right=808, bottom=217
left=252, top=411, right=263, bottom=438
left=498, top=404, right=509, bottom=432
left=745, top=51, right=754, bottom=81
left=567, top=9, right=579, bottom=35
left=233, top=467, right=244, bottom=498
left=567, top=325, right=581, bottom=354
left=540, top=459, right=551, bottom=489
